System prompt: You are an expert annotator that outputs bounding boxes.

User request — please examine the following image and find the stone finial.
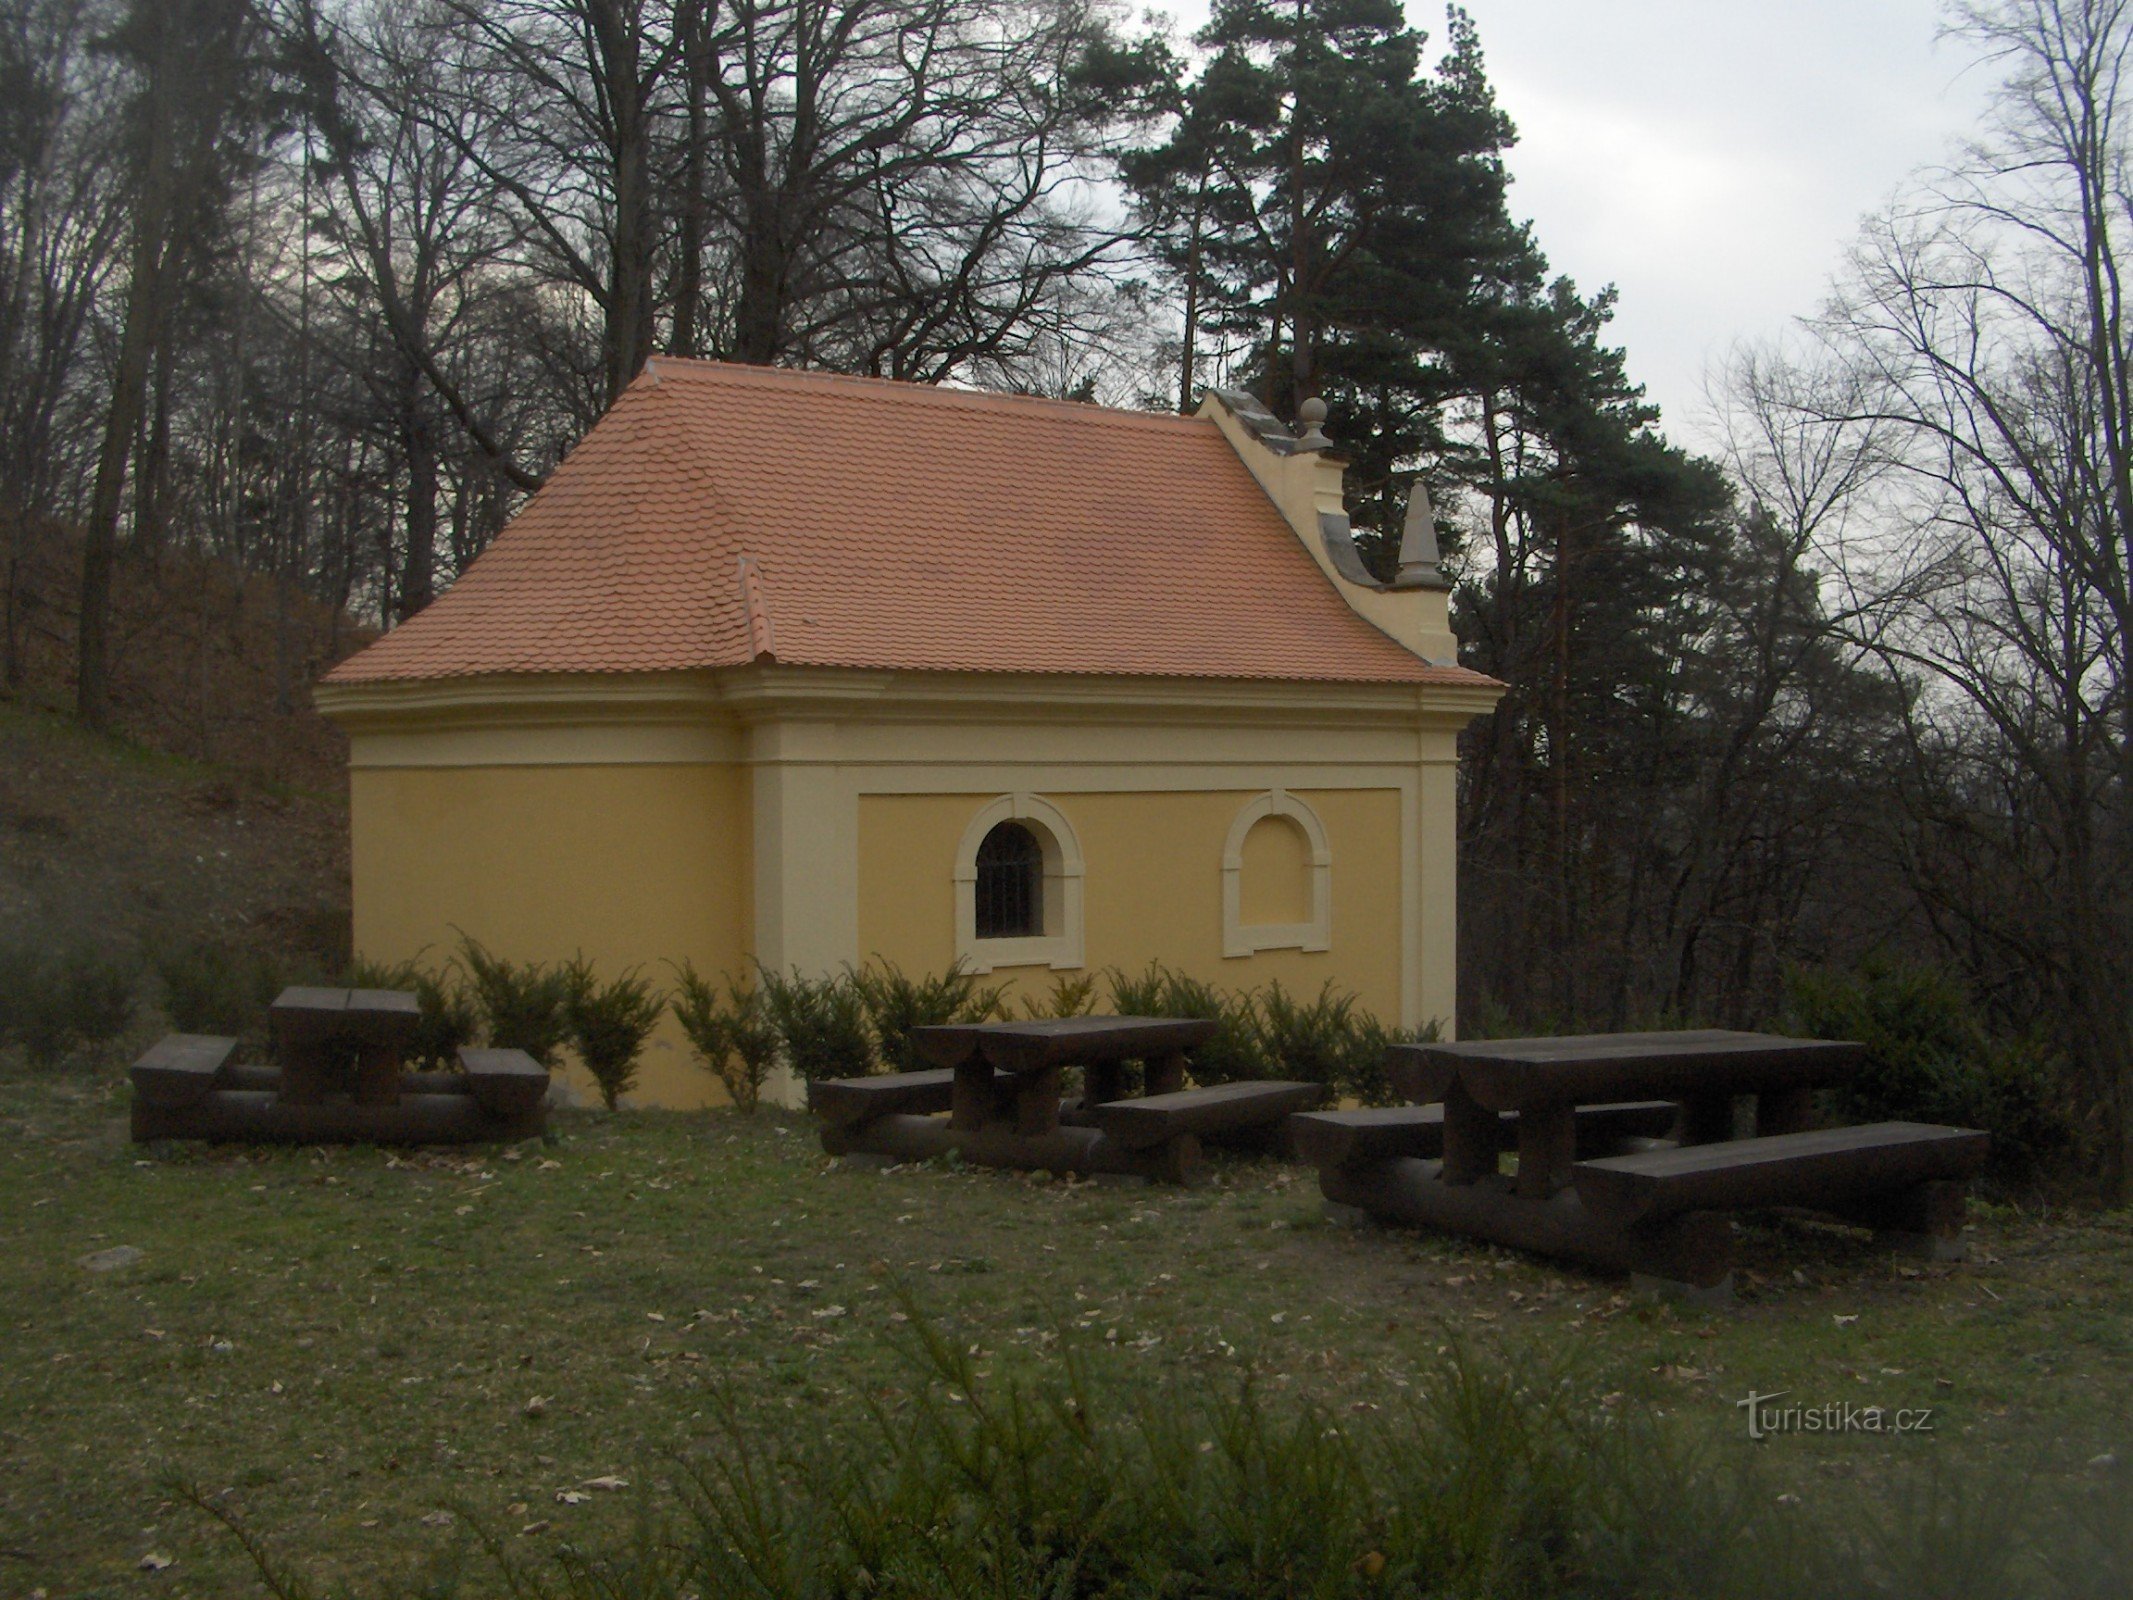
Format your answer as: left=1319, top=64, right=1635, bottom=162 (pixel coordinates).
left=1295, top=396, right=1332, bottom=451
left=1397, top=479, right=1444, bottom=583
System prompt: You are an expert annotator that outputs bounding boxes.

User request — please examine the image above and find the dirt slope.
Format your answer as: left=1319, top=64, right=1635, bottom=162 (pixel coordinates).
left=0, top=703, right=350, bottom=963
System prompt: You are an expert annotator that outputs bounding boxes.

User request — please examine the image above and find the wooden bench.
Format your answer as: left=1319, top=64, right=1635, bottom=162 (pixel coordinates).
left=459, top=1048, right=551, bottom=1120
left=1087, top=1081, right=1325, bottom=1151
left=1574, top=1121, right=1989, bottom=1228
left=1289, top=1100, right=1677, bottom=1170
left=809, top=1068, right=974, bottom=1129
left=129, top=1034, right=239, bottom=1108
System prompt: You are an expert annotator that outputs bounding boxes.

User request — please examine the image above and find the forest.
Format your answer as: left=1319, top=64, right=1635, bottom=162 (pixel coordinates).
left=1, top=0, right=2127, bottom=1197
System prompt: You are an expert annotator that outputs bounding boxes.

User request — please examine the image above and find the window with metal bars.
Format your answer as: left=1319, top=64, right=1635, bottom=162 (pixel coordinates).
left=974, top=821, right=1043, bottom=939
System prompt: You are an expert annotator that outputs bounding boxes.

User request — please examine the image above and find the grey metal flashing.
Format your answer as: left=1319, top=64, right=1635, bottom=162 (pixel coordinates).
left=1207, top=387, right=1305, bottom=455
left=1318, top=513, right=1452, bottom=593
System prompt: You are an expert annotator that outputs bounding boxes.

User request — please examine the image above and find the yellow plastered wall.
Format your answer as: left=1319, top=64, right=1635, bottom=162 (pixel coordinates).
left=856, top=789, right=1406, bottom=1024
left=349, top=763, right=751, bottom=1108
left=1239, top=814, right=1313, bottom=924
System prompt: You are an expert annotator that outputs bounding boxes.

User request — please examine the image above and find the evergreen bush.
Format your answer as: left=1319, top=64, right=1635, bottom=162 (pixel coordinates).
left=453, top=935, right=572, bottom=1069
left=671, top=963, right=781, bottom=1112
left=562, top=956, right=666, bottom=1110
left=1106, top=960, right=1267, bottom=1084
left=848, top=956, right=1005, bottom=1073
left=151, top=938, right=290, bottom=1039
left=0, top=941, right=137, bottom=1065
left=1783, top=956, right=2074, bottom=1188
left=757, top=966, right=873, bottom=1082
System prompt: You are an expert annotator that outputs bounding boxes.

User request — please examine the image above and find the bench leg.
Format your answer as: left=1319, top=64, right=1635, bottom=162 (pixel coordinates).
left=354, top=1045, right=402, bottom=1107
left=951, top=1062, right=1000, bottom=1131
left=1832, top=1180, right=1969, bottom=1261
left=1013, top=1067, right=1062, bottom=1136
left=1083, top=1061, right=1126, bottom=1105
left=1515, top=1106, right=1577, bottom=1199
left=1679, top=1093, right=1734, bottom=1145
left=278, top=1043, right=331, bottom=1106
left=1440, top=1083, right=1499, bottom=1186
left=1152, top=1132, right=1204, bottom=1186
left=1144, top=1052, right=1187, bottom=1098
left=1758, top=1086, right=1817, bottom=1137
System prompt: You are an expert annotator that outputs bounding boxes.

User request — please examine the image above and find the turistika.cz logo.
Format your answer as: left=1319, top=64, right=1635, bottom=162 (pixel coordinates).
left=1736, top=1390, right=1937, bottom=1441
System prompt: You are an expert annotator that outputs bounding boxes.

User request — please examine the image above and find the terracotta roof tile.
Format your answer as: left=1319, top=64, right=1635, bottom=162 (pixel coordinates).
left=326, top=360, right=1487, bottom=687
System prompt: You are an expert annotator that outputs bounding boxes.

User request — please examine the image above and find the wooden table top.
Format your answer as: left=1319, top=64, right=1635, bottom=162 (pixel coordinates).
left=1386, top=1029, right=1865, bottom=1113
left=909, top=1016, right=1220, bottom=1074
left=268, top=986, right=423, bottom=1045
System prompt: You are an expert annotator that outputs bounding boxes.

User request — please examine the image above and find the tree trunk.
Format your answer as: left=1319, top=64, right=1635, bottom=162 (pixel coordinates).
left=78, top=146, right=173, bottom=729
left=672, top=0, right=709, bottom=358
left=398, top=404, right=438, bottom=620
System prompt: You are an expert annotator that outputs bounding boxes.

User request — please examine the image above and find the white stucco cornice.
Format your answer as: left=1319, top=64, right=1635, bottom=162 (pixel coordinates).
left=317, top=664, right=1502, bottom=737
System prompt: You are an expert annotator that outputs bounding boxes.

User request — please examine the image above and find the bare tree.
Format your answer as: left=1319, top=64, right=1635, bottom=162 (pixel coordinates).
left=1801, top=0, right=2133, bottom=1193
left=0, top=0, right=123, bottom=686
left=75, top=0, right=260, bottom=728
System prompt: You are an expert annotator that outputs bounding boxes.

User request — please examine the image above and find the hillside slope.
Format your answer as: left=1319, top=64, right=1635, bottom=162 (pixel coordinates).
left=0, top=703, right=350, bottom=964
left=2, top=529, right=364, bottom=964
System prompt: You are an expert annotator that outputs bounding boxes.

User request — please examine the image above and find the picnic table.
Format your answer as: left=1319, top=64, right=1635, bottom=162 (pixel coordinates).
left=1290, top=1029, right=1988, bottom=1294
left=129, top=986, right=549, bottom=1146
left=811, top=1016, right=1325, bottom=1184
left=270, top=986, right=423, bottom=1105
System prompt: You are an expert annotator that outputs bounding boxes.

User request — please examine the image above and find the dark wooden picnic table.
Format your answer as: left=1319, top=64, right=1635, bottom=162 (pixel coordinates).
left=1385, top=1029, right=1865, bottom=1198
left=1293, top=1028, right=1986, bottom=1293
left=815, top=1016, right=1320, bottom=1184
left=130, top=987, right=550, bottom=1146
left=910, top=1016, right=1219, bottom=1135
left=269, top=986, right=423, bottom=1105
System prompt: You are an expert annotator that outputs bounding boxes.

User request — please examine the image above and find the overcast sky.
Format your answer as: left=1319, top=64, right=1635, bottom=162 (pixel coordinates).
left=1458, top=0, right=1996, bottom=437
left=1164, top=0, right=1997, bottom=440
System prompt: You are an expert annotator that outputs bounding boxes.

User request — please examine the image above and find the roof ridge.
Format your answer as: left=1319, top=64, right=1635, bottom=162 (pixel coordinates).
left=642, top=356, right=1209, bottom=432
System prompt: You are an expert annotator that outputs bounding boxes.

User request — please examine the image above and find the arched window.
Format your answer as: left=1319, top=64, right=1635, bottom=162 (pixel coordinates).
left=954, top=794, right=1085, bottom=971
left=1222, top=789, right=1332, bottom=956
left=975, top=821, right=1043, bottom=939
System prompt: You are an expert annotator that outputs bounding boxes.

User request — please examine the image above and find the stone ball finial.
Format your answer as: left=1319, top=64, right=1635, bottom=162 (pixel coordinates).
left=1295, top=395, right=1332, bottom=450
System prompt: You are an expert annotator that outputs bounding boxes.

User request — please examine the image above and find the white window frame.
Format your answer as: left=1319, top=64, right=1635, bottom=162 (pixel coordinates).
left=1222, top=788, right=1332, bottom=957
left=954, top=793, right=1085, bottom=972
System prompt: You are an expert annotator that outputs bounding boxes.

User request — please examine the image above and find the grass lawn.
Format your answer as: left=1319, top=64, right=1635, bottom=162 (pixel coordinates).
left=4, top=1062, right=2130, bottom=1598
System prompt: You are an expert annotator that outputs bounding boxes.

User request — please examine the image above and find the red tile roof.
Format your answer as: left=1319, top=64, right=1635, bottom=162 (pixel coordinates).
left=325, top=360, right=1486, bottom=687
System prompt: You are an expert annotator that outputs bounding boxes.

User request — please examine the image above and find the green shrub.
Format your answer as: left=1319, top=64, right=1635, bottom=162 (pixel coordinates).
left=1783, top=956, right=2074, bottom=1188
left=562, top=956, right=666, bottom=1110
left=454, top=935, right=572, bottom=1068
left=1106, top=961, right=1266, bottom=1084
left=1020, top=970, right=1100, bottom=1019
left=848, top=956, right=1005, bottom=1073
left=758, top=966, right=873, bottom=1082
left=0, top=942, right=137, bottom=1065
left=1251, top=978, right=1358, bottom=1091
left=671, top=963, right=781, bottom=1112
left=151, top=938, right=289, bottom=1038
left=343, top=954, right=478, bottom=1071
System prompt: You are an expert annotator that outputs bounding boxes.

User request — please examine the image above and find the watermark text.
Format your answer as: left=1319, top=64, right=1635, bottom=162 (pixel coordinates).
left=1736, top=1389, right=1936, bottom=1441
